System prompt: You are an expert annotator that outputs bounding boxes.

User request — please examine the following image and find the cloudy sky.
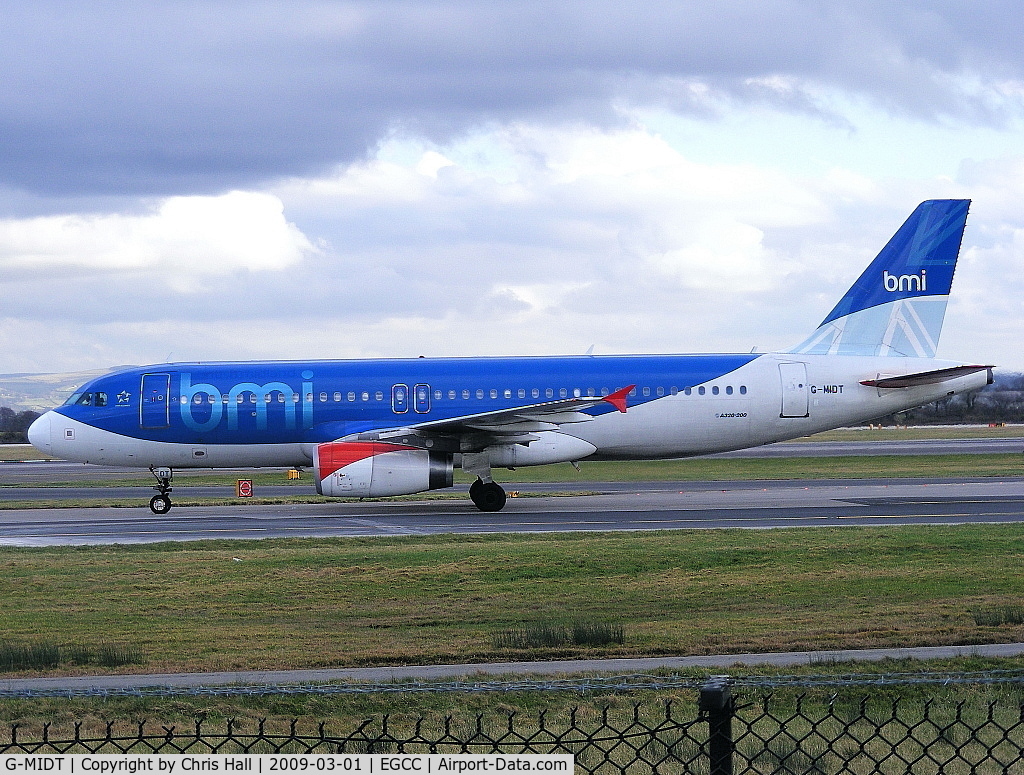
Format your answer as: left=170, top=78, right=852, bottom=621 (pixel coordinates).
left=2, top=1, right=1023, bottom=373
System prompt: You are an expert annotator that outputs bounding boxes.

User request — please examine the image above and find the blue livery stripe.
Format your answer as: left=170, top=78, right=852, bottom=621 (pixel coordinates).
left=54, top=353, right=761, bottom=445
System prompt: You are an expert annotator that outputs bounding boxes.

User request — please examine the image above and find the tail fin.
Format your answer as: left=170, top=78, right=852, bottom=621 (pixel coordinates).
left=790, top=199, right=970, bottom=357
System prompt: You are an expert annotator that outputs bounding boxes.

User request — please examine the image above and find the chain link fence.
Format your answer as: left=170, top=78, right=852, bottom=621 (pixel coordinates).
left=3, top=672, right=1024, bottom=772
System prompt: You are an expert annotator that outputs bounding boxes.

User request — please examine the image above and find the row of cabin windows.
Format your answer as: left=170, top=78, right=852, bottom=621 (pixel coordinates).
left=72, top=386, right=749, bottom=408
left=176, top=384, right=749, bottom=405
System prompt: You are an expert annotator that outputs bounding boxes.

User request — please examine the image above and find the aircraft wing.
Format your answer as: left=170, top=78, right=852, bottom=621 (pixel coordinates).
left=860, top=365, right=993, bottom=389
left=343, top=384, right=635, bottom=452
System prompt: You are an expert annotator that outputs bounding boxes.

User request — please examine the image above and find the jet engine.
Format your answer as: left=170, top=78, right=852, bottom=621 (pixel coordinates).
left=314, top=441, right=453, bottom=497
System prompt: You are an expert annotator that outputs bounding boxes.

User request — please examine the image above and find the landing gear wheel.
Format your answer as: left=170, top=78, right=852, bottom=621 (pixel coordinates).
left=148, top=466, right=174, bottom=514
left=470, top=481, right=507, bottom=512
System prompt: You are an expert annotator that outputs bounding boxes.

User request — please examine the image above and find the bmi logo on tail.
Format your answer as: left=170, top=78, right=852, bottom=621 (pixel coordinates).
left=883, top=270, right=926, bottom=292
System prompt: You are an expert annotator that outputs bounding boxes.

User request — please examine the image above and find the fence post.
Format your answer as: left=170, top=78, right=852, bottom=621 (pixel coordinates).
left=699, top=675, right=734, bottom=775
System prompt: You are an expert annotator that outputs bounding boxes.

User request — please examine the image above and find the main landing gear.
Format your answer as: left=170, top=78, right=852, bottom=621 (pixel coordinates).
left=149, top=466, right=173, bottom=514
left=469, top=478, right=507, bottom=512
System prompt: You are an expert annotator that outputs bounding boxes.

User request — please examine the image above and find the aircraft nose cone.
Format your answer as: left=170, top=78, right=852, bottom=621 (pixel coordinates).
left=27, top=411, right=52, bottom=452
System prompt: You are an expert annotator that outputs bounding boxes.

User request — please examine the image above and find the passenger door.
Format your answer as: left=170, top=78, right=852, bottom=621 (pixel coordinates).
left=140, top=373, right=171, bottom=428
left=779, top=362, right=809, bottom=418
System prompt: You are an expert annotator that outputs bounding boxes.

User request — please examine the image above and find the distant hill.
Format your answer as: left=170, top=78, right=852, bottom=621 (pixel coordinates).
left=0, top=369, right=117, bottom=412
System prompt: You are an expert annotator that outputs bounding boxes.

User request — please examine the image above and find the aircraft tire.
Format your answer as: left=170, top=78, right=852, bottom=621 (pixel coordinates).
left=149, top=494, right=172, bottom=514
left=473, top=482, right=507, bottom=512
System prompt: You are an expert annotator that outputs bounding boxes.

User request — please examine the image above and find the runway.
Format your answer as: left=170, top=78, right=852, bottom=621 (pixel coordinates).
left=3, top=477, right=1024, bottom=546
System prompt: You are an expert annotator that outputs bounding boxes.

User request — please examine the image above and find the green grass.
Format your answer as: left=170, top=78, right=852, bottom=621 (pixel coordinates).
left=464, top=453, right=1024, bottom=483
left=6, top=454, right=1024, bottom=495
left=1, top=656, right=1024, bottom=758
left=1, top=525, right=1022, bottom=675
left=795, top=425, right=1024, bottom=441
left=0, top=641, right=140, bottom=671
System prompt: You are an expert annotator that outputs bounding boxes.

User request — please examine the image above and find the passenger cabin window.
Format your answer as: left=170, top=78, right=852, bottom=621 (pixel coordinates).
left=740, top=385, right=747, bottom=395
left=698, top=386, right=706, bottom=395
left=546, top=388, right=554, bottom=398
left=726, top=386, right=733, bottom=395
left=642, top=387, right=650, bottom=397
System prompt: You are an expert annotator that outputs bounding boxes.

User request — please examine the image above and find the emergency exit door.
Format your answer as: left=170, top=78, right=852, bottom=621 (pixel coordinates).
left=779, top=362, right=809, bottom=418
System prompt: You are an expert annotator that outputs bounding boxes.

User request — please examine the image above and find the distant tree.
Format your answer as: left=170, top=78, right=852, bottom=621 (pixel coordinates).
left=868, top=372, right=1024, bottom=425
left=0, top=407, right=40, bottom=443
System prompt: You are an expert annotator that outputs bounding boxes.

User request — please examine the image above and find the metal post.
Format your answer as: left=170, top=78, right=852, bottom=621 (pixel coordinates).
left=700, top=675, right=734, bottom=775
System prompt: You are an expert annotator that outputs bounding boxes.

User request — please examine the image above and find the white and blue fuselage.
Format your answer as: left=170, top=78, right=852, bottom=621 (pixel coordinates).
left=27, top=352, right=989, bottom=469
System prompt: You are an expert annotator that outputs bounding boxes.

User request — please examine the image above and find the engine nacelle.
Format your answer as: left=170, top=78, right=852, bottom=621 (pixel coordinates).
left=315, top=441, right=453, bottom=497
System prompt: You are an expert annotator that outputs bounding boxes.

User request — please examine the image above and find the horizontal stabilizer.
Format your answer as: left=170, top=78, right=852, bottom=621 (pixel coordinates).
left=860, top=365, right=993, bottom=389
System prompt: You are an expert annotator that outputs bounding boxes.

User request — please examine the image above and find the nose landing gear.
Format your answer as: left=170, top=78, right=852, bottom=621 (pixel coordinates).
left=149, top=466, right=173, bottom=514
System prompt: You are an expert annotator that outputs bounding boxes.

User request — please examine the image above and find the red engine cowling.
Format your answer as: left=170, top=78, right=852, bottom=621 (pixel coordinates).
left=314, top=441, right=453, bottom=497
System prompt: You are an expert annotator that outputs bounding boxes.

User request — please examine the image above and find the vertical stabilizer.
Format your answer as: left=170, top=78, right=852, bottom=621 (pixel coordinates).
left=790, top=199, right=970, bottom=357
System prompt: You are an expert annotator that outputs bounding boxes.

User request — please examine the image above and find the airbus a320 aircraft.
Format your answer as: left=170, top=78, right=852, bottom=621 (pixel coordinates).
left=29, top=199, right=991, bottom=514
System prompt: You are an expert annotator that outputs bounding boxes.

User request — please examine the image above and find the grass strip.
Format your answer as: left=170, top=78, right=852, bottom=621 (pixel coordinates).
left=2, top=662, right=1024, bottom=759
left=1, top=525, right=1022, bottom=675
left=5, top=454, right=1024, bottom=491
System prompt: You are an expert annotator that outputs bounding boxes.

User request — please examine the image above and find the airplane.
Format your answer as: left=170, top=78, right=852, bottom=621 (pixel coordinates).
left=28, top=199, right=992, bottom=515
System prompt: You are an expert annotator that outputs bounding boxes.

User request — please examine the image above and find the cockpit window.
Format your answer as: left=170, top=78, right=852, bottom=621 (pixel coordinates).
left=68, top=391, right=107, bottom=407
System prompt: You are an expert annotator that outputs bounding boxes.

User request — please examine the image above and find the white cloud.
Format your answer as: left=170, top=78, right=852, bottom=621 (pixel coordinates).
left=3, top=116, right=1024, bottom=373
left=0, top=191, right=314, bottom=278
